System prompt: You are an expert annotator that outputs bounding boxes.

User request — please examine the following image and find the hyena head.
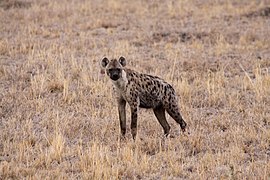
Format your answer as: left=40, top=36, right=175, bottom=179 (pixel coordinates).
left=101, top=56, right=126, bottom=81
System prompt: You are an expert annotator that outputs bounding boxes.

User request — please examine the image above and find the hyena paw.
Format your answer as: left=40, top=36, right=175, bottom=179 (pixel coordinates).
left=180, top=121, right=187, bottom=132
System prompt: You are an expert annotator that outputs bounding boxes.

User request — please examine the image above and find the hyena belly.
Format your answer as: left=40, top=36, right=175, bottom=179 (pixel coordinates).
left=139, top=93, right=162, bottom=108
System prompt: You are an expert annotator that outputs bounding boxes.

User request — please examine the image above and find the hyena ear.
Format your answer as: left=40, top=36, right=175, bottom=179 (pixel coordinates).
left=101, top=57, right=109, bottom=68
left=119, top=56, right=126, bottom=67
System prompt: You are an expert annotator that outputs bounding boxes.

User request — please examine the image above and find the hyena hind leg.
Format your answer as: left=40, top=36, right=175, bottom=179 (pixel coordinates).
left=153, top=106, right=171, bottom=136
left=165, top=103, right=187, bottom=132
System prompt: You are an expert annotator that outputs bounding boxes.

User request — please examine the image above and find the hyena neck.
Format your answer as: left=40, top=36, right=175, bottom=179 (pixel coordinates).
left=112, top=69, right=128, bottom=91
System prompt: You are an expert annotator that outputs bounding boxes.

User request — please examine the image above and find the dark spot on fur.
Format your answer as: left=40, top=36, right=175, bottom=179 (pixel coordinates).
left=167, top=84, right=173, bottom=89
left=148, top=75, right=155, bottom=79
left=164, top=86, right=167, bottom=94
left=168, top=95, right=172, bottom=102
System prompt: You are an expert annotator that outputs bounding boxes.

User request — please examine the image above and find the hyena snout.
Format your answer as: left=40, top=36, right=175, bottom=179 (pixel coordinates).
left=111, top=74, right=120, bottom=81
left=109, top=69, right=121, bottom=81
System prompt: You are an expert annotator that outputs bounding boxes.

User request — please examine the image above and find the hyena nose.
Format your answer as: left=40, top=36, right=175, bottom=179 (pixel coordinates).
left=111, top=74, right=119, bottom=80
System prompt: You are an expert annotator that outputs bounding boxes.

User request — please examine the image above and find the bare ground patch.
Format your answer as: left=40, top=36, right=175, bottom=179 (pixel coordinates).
left=244, top=6, right=270, bottom=18
left=0, top=0, right=31, bottom=10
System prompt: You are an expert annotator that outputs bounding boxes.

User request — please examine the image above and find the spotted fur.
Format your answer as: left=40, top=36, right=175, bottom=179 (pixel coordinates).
left=101, top=56, right=187, bottom=140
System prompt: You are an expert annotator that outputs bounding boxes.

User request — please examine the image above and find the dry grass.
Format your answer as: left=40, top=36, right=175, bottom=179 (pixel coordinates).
left=0, top=0, right=270, bottom=179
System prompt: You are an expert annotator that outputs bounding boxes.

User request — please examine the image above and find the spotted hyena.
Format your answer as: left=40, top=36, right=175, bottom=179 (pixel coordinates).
left=101, top=56, right=187, bottom=140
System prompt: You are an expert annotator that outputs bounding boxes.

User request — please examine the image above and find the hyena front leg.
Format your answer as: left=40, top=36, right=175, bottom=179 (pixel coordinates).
left=130, top=105, right=138, bottom=140
left=118, top=98, right=126, bottom=138
left=128, top=96, right=139, bottom=140
left=127, top=95, right=139, bottom=140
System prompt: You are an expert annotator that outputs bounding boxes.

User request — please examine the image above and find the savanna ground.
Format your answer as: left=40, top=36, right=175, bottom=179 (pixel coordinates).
left=0, top=0, right=270, bottom=179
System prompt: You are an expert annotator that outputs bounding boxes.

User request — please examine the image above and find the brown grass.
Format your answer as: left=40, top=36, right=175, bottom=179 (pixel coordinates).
left=0, top=0, right=270, bottom=179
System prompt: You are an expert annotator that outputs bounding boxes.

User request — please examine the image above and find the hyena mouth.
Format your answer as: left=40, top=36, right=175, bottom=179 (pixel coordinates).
left=111, top=75, right=120, bottom=81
